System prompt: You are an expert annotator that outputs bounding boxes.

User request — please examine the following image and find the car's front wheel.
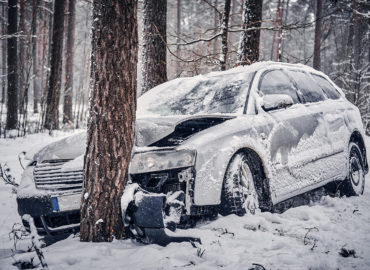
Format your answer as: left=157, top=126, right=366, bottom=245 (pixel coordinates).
left=341, top=142, right=365, bottom=196
left=219, top=152, right=260, bottom=216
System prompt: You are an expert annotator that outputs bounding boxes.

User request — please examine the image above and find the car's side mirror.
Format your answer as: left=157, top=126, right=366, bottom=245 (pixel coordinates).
left=262, top=94, right=294, bottom=111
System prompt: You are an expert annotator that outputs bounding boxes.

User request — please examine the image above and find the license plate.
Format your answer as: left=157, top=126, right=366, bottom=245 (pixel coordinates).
left=51, top=194, right=81, bottom=212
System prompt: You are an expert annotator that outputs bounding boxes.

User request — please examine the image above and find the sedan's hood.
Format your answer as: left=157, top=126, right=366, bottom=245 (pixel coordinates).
left=30, top=132, right=87, bottom=162
left=135, top=114, right=234, bottom=147
left=30, top=114, right=234, bottom=162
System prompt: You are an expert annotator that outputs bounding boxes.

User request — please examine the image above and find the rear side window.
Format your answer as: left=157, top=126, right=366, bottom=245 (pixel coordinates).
left=311, top=74, right=341, bottom=100
left=259, top=69, right=300, bottom=103
left=288, top=70, right=326, bottom=103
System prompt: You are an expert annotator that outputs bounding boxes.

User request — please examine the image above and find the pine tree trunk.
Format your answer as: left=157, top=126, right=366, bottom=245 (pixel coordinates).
left=44, top=0, right=66, bottom=130
left=176, top=0, right=181, bottom=76
left=80, top=0, right=138, bottom=242
left=219, top=0, right=231, bottom=71
left=32, top=0, right=40, bottom=113
left=1, top=3, right=7, bottom=105
left=63, top=0, right=76, bottom=124
left=141, top=0, right=167, bottom=94
left=238, top=0, right=263, bottom=65
left=6, top=0, right=18, bottom=130
left=313, top=0, right=322, bottom=70
left=275, top=0, right=283, bottom=62
left=213, top=0, right=219, bottom=56
left=18, top=0, right=26, bottom=114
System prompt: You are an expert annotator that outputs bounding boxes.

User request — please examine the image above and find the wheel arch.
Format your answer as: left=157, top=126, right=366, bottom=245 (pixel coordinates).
left=226, top=147, right=273, bottom=211
left=349, top=130, right=368, bottom=174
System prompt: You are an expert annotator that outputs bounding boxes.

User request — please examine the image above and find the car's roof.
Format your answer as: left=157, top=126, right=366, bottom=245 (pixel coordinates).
left=204, top=61, right=319, bottom=78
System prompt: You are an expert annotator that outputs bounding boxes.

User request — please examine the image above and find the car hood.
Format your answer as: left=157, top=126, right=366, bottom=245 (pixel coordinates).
left=29, top=114, right=235, bottom=162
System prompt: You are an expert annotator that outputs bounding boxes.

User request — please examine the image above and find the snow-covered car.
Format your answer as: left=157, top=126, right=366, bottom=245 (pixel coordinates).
left=17, top=62, right=368, bottom=236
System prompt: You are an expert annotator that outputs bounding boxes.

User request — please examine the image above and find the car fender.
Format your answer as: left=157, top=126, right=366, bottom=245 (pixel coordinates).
left=178, top=116, right=273, bottom=206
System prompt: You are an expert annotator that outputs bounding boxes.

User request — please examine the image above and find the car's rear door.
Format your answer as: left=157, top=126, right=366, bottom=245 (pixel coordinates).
left=286, top=69, right=346, bottom=184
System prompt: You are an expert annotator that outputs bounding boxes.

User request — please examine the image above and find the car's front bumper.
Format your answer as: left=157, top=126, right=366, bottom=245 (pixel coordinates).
left=17, top=195, right=80, bottom=235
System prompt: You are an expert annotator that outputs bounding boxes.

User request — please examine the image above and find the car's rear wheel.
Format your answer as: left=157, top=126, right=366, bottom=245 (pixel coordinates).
left=341, top=142, right=365, bottom=196
left=219, top=152, right=260, bottom=216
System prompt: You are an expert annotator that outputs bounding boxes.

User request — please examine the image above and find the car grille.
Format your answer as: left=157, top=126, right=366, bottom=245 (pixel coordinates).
left=34, top=160, right=83, bottom=194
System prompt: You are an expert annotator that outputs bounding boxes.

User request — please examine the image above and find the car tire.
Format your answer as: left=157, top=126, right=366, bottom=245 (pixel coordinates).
left=340, top=142, right=365, bottom=196
left=219, top=152, right=261, bottom=216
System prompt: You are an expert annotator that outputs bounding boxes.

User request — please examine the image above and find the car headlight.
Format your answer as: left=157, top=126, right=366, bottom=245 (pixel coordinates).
left=130, top=149, right=196, bottom=174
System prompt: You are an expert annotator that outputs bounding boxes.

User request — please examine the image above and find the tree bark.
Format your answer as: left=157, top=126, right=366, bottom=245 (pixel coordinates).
left=219, top=0, right=231, bottom=71
left=141, top=0, right=167, bottom=94
left=80, top=0, right=138, bottom=242
left=44, top=0, right=66, bottom=130
left=32, top=0, right=40, bottom=113
left=63, top=0, right=76, bottom=124
left=238, top=0, right=263, bottom=65
left=176, top=0, right=181, bottom=76
left=6, top=0, right=18, bottom=130
left=1, top=2, right=7, bottom=105
left=18, top=0, right=26, bottom=114
left=313, top=0, right=322, bottom=70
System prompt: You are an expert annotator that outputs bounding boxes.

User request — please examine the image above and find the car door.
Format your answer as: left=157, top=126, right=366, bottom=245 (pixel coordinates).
left=286, top=69, right=345, bottom=185
left=257, top=69, right=322, bottom=201
left=309, top=73, right=348, bottom=180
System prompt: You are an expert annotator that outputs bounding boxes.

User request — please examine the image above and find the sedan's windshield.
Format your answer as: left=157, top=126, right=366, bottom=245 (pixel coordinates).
left=138, top=72, right=255, bottom=116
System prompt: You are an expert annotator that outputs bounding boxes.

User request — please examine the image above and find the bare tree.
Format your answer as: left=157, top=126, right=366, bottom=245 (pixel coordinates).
left=219, top=0, right=231, bottom=70
left=80, top=0, right=138, bottom=242
left=44, top=0, right=66, bottom=130
left=63, top=0, right=76, bottom=124
left=141, top=0, right=167, bottom=94
left=238, top=0, right=263, bottom=65
left=6, top=0, right=18, bottom=130
left=313, top=0, right=323, bottom=70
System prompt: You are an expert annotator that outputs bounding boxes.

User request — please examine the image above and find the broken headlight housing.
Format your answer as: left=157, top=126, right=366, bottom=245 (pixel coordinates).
left=130, top=149, right=196, bottom=174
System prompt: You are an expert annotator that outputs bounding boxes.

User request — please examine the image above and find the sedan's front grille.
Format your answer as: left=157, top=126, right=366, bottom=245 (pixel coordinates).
left=34, top=160, right=83, bottom=194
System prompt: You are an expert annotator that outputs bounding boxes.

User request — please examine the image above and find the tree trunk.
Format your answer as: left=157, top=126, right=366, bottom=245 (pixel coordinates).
left=18, top=0, right=26, bottom=114
left=141, top=0, right=167, bottom=94
left=176, top=0, right=181, bottom=76
left=44, top=0, right=66, bottom=130
left=219, top=0, right=231, bottom=71
left=213, top=0, right=219, bottom=56
left=6, top=0, right=18, bottom=130
left=80, top=0, right=138, bottom=242
left=32, top=0, right=40, bottom=113
left=238, top=0, right=263, bottom=65
left=280, top=0, right=290, bottom=61
left=352, top=0, right=361, bottom=105
left=313, top=0, right=322, bottom=70
left=274, top=0, right=282, bottom=62
left=63, top=0, right=76, bottom=124
left=1, top=2, right=7, bottom=105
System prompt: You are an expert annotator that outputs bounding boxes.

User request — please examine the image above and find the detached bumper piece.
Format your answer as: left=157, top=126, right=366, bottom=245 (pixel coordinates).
left=126, top=189, right=200, bottom=246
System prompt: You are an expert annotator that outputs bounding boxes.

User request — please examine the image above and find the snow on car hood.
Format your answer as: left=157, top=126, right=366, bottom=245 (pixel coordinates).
left=29, top=115, right=234, bottom=162
left=30, top=132, right=87, bottom=162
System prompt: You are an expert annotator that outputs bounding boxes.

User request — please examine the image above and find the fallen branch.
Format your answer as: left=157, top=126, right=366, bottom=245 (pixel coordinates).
left=0, top=163, right=19, bottom=187
left=304, top=227, right=319, bottom=251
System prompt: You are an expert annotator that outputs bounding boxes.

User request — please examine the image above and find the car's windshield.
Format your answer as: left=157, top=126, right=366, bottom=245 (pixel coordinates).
left=138, top=72, right=255, bottom=116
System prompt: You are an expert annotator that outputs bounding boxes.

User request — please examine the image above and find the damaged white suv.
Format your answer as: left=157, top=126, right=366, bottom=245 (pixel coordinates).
left=17, top=62, right=368, bottom=236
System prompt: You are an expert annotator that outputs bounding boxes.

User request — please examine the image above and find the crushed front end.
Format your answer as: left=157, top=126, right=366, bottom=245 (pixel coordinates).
left=122, top=149, right=213, bottom=245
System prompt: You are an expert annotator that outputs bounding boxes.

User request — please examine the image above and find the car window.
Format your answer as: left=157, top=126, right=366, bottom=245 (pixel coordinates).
left=138, top=72, right=255, bottom=116
left=259, top=69, right=300, bottom=103
left=288, top=70, right=326, bottom=103
left=311, top=74, right=341, bottom=100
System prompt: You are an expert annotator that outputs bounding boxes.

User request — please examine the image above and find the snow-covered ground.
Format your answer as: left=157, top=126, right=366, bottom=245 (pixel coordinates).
left=0, top=133, right=369, bottom=270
